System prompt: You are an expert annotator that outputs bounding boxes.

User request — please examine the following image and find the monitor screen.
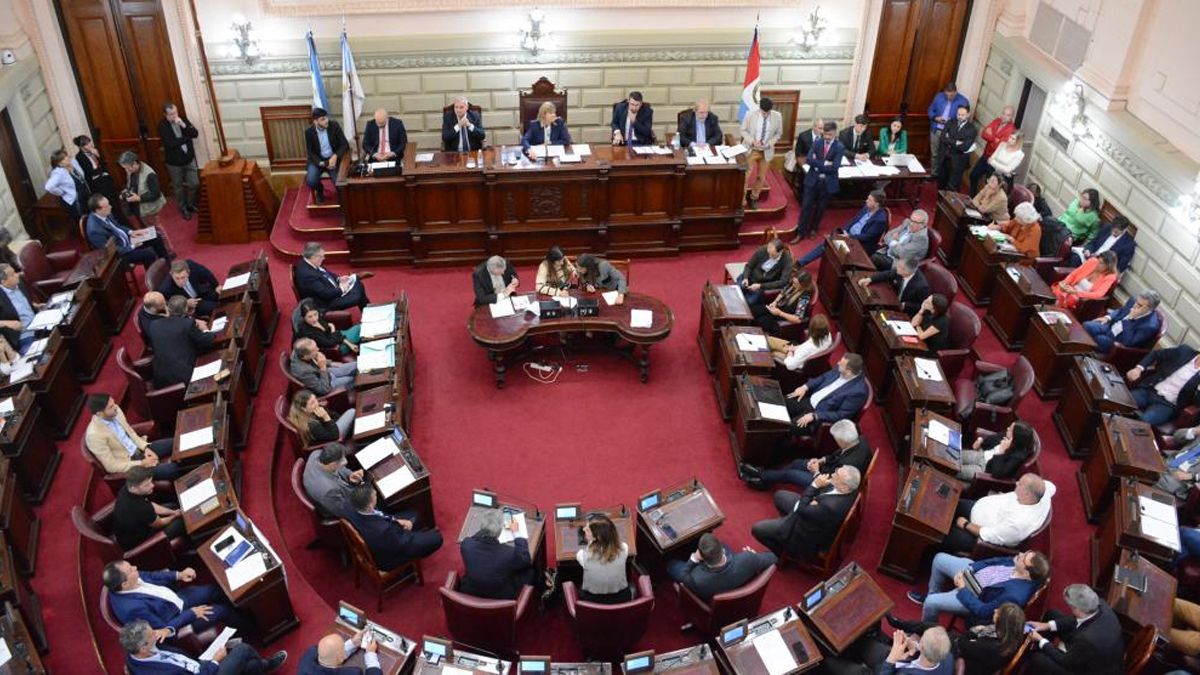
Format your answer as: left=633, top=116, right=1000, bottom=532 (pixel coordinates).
left=722, top=624, right=746, bottom=645
left=555, top=505, right=579, bottom=520
left=624, top=656, right=652, bottom=673
left=520, top=659, right=550, bottom=673
left=423, top=640, right=447, bottom=657
left=805, top=587, right=824, bottom=610
left=473, top=491, right=496, bottom=508
left=638, top=492, right=660, bottom=511
left=337, top=604, right=362, bottom=629
left=235, top=511, right=248, bottom=532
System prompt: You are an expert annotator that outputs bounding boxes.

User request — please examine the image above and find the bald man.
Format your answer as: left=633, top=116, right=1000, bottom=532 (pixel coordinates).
left=298, top=630, right=381, bottom=674
left=362, top=108, right=407, bottom=163
left=138, top=291, right=168, bottom=346
left=677, top=99, right=723, bottom=148
left=442, top=96, right=486, bottom=152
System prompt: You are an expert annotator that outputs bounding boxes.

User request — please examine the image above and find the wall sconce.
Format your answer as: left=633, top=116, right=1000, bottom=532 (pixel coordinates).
left=519, top=9, right=554, bottom=57
left=791, top=6, right=828, bottom=51
left=1171, top=171, right=1200, bottom=233
left=221, top=14, right=262, bottom=65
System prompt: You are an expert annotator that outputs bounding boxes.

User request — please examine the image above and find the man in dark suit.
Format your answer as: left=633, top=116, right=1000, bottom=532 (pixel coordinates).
left=157, top=103, right=200, bottom=220
left=796, top=190, right=890, bottom=266
left=138, top=292, right=167, bottom=348
left=936, top=105, right=977, bottom=191
left=790, top=117, right=824, bottom=194
left=459, top=509, right=532, bottom=600
left=611, top=91, right=655, bottom=146
left=1126, top=344, right=1200, bottom=426
left=676, top=99, right=723, bottom=148
left=158, top=259, right=219, bottom=317
left=1026, top=584, right=1123, bottom=675
left=1070, top=215, right=1136, bottom=272
left=741, top=419, right=870, bottom=491
left=294, top=242, right=371, bottom=311
left=783, top=354, right=869, bottom=438
left=144, top=295, right=216, bottom=388
left=299, top=631, right=381, bottom=675
left=305, top=108, right=348, bottom=204
left=363, top=108, right=408, bottom=162
left=105, top=561, right=239, bottom=639
left=862, top=256, right=931, bottom=316
left=441, top=97, right=486, bottom=152
left=1084, top=290, right=1161, bottom=354
left=736, top=238, right=794, bottom=304
left=0, top=263, right=41, bottom=352
left=85, top=194, right=168, bottom=269
left=473, top=255, right=519, bottom=306
left=345, top=484, right=443, bottom=572
left=839, top=114, right=876, bottom=161
left=792, top=121, right=844, bottom=242
left=751, top=465, right=860, bottom=558
left=666, top=533, right=777, bottom=602
left=122, top=619, right=287, bottom=675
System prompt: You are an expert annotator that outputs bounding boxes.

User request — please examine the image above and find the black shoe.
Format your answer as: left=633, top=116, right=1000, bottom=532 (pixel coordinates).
left=265, top=651, right=288, bottom=672
left=906, top=591, right=925, bottom=605
left=180, top=208, right=193, bottom=222
left=748, top=197, right=759, bottom=210
left=314, top=192, right=325, bottom=205
left=739, top=463, right=763, bottom=480
left=884, top=613, right=902, bottom=629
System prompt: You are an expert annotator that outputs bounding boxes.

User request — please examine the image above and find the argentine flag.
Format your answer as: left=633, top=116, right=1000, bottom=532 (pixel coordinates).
left=306, top=31, right=329, bottom=112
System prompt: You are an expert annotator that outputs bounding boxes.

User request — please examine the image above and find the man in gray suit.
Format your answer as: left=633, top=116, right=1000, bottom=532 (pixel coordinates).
left=871, top=208, right=931, bottom=271
left=289, top=338, right=357, bottom=396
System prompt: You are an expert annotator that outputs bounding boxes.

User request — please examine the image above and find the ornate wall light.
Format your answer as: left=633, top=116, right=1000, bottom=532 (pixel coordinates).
left=791, top=6, right=827, bottom=51
left=519, top=9, right=554, bottom=57
left=221, top=14, right=263, bottom=65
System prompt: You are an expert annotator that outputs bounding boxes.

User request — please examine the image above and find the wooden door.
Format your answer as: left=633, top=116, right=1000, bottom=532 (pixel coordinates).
left=865, top=0, right=973, bottom=158
left=56, top=0, right=182, bottom=188
left=0, top=110, right=39, bottom=234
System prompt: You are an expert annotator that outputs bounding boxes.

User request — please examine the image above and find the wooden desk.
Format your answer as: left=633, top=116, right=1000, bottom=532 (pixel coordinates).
left=457, top=501, right=547, bottom=572
left=354, top=430, right=434, bottom=527
left=883, top=356, right=955, bottom=455
left=171, top=401, right=230, bottom=466
left=830, top=158, right=930, bottom=208
left=0, top=600, right=46, bottom=673
left=0, top=536, right=46, bottom=654
left=64, top=239, right=131, bottom=334
left=0, top=458, right=38, bottom=576
left=412, top=641, right=511, bottom=675
left=0, top=330, right=83, bottom=439
left=197, top=510, right=298, bottom=643
left=698, top=282, right=752, bottom=372
left=817, top=235, right=875, bottom=319
left=219, top=253, right=280, bottom=347
left=635, top=478, right=724, bottom=573
left=956, top=233, right=1023, bottom=306
left=879, top=463, right=961, bottom=581
left=468, top=291, right=674, bottom=388
left=624, top=644, right=719, bottom=675
left=175, top=460, right=238, bottom=540
left=184, top=348, right=252, bottom=448
left=1077, top=415, right=1164, bottom=523
left=863, top=310, right=926, bottom=401
left=985, top=265, right=1056, bottom=351
left=330, top=603, right=415, bottom=675
left=0, top=386, right=61, bottom=503
left=57, top=282, right=109, bottom=382
left=932, top=190, right=986, bottom=267
left=554, top=506, right=637, bottom=584
left=1108, top=549, right=1176, bottom=637
left=353, top=385, right=400, bottom=443
left=1021, top=309, right=1096, bottom=399
left=840, top=272, right=899, bottom=353
left=1052, top=355, right=1138, bottom=459
left=729, top=375, right=791, bottom=468
left=342, top=145, right=744, bottom=267
left=355, top=298, right=416, bottom=427
left=800, top=562, right=894, bottom=654
left=211, top=296, right=263, bottom=394
left=1091, top=481, right=1178, bottom=590
left=716, top=606, right=822, bottom=674
left=355, top=348, right=415, bottom=435
left=714, top=326, right=775, bottom=420
left=909, top=410, right=963, bottom=475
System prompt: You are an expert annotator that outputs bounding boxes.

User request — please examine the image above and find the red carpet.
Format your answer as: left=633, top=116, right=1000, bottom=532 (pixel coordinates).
left=39, top=182, right=1091, bottom=673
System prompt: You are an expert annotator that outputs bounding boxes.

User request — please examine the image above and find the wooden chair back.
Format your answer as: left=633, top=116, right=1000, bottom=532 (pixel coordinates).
left=520, top=77, right=568, bottom=130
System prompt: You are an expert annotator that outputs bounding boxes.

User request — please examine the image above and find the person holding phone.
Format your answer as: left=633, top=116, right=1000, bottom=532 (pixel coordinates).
left=575, top=515, right=631, bottom=604
left=299, top=628, right=381, bottom=674
left=459, top=509, right=533, bottom=600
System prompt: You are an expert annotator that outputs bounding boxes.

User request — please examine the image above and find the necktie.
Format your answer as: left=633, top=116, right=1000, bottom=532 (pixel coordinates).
left=461, top=124, right=469, bottom=152
left=759, top=116, right=767, bottom=144
left=380, top=124, right=389, bottom=155
left=820, top=141, right=827, bottom=160
left=626, top=117, right=633, bottom=145
left=108, top=218, right=131, bottom=249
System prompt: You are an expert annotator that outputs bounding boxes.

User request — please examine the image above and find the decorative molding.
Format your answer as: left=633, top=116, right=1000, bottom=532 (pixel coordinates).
left=209, top=45, right=855, bottom=76
left=263, top=0, right=805, bottom=14
left=1087, top=130, right=1179, bottom=205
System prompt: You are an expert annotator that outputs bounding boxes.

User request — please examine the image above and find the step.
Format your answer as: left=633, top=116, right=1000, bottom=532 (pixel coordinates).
left=270, top=189, right=350, bottom=262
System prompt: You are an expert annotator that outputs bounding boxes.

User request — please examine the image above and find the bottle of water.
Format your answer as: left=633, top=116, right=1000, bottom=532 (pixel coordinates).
left=500, top=145, right=507, bottom=167
left=477, top=149, right=483, bottom=169
left=672, top=133, right=681, bottom=151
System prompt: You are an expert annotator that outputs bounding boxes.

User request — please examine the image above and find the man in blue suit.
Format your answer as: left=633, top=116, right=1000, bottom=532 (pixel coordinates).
left=792, top=121, right=844, bottom=242
left=459, top=508, right=533, bottom=600
left=1084, top=290, right=1161, bottom=354
left=611, top=91, right=655, bottom=146
left=909, top=550, right=1049, bottom=625
left=784, top=353, right=868, bottom=437
left=1070, top=215, right=1136, bottom=272
left=298, top=630, right=382, bottom=674
left=1127, top=344, right=1200, bottom=426
left=345, top=484, right=443, bottom=572
left=442, top=97, right=486, bottom=152
left=927, top=82, right=970, bottom=163
left=122, top=619, right=287, bottom=674
left=85, top=194, right=169, bottom=269
left=795, top=190, right=890, bottom=266
left=105, top=561, right=242, bottom=640
left=294, top=242, right=371, bottom=311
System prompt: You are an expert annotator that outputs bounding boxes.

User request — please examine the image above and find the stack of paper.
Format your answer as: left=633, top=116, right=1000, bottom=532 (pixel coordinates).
left=415, top=152, right=436, bottom=162
left=913, top=357, right=943, bottom=381
left=226, top=553, right=267, bottom=590
left=356, top=435, right=400, bottom=470
left=1139, top=496, right=1181, bottom=551
left=1037, top=311, right=1071, bottom=325
left=631, top=146, right=654, bottom=155
left=752, top=630, right=798, bottom=675
left=222, top=272, right=251, bottom=291
left=190, top=359, right=222, bottom=383
left=488, top=298, right=515, bottom=318
left=361, top=304, right=396, bottom=338
left=179, top=478, right=217, bottom=510
left=703, top=155, right=727, bottom=165
left=48, top=290, right=74, bottom=309
left=735, top=332, right=768, bottom=351
left=630, top=309, right=653, bottom=328
left=558, top=153, right=582, bottom=163
left=720, top=144, right=748, bottom=159
left=354, top=411, right=387, bottom=436
left=377, top=464, right=416, bottom=498
left=887, top=320, right=918, bottom=337
left=207, top=316, right=228, bottom=333
left=28, top=308, right=65, bottom=331
left=907, top=158, right=926, bottom=173
left=179, top=426, right=214, bottom=452
left=651, top=146, right=673, bottom=155
left=758, top=401, right=790, bottom=423
left=359, top=338, right=396, bottom=370
left=685, top=156, right=705, bottom=166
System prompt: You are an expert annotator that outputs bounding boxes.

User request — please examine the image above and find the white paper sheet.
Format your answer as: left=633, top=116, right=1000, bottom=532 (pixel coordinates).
left=498, top=512, right=529, bottom=544
left=927, top=419, right=953, bottom=446
left=179, top=426, right=214, bottom=452
left=199, top=627, right=238, bottom=662
left=179, top=478, right=217, bottom=511
left=964, top=208, right=984, bottom=219
left=24, top=337, right=47, bottom=358
left=6, top=361, right=33, bottom=384
left=686, top=156, right=705, bottom=165
left=222, top=272, right=251, bottom=291
left=572, top=144, right=593, bottom=156
left=630, top=309, right=653, bottom=328
left=226, top=553, right=267, bottom=590
left=415, top=152, right=436, bottom=162
left=377, top=464, right=416, bottom=498
left=758, top=402, right=791, bottom=423
left=356, top=436, right=400, bottom=470
left=354, top=411, right=387, bottom=436
left=721, top=144, right=748, bottom=158
left=558, top=153, right=582, bottom=163
left=913, top=357, right=944, bottom=381
left=489, top=299, right=515, bottom=318
left=207, top=316, right=228, bottom=333
left=130, top=228, right=158, bottom=244
left=703, top=155, right=728, bottom=165
left=907, top=158, right=926, bottom=173
left=0, top=637, right=11, bottom=666
left=1140, top=515, right=1182, bottom=551
left=27, top=308, right=64, bottom=331
left=359, top=338, right=396, bottom=371
left=1139, top=496, right=1177, bottom=524
left=360, top=319, right=394, bottom=339
left=752, top=630, right=798, bottom=675
left=1037, top=311, right=1071, bottom=325
left=49, top=290, right=75, bottom=308
left=529, top=145, right=565, bottom=159
left=362, top=304, right=396, bottom=324
left=442, top=666, right=474, bottom=675
left=600, top=290, right=620, bottom=305
left=735, top=333, right=769, bottom=352
left=887, top=320, right=919, bottom=337
left=190, top=359, right=222, bottom=382
left=555, top=296, right=578, bottom=309
left=0, top=398, right=12, bottom=415
left=511, top=295, right=532, bottom=311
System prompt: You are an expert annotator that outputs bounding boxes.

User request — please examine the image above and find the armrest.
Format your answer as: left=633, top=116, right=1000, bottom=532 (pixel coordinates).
left=562, top=581, right=579, bottom=618
left=131, top=421, right=158, bottom=438
left=971, top=539, right=1017, bottom=559
left=514, top=583, right=534, bottom=621
left=326, top=311, right=354, bottom=329
left=47, top=249, right=81, bottom=270
left=443, top=570, right=459, bottom=590
left=319, top=388, right=351, bottom=413
left=124, top=531, right=178, bottom=569
left=965, top=474, right=1016, bottom=500
left=634, top=573, right=654, bottom=599
left=938, top=349, right=971, bottom=380
left=973, top=360, right=1005, bottom=374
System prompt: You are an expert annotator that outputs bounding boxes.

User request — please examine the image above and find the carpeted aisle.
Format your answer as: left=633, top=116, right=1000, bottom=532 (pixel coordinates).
left=38, top=175, right=1092, bottom=673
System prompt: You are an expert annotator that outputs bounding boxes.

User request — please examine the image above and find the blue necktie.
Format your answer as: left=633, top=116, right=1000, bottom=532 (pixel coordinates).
left=107, top=218, right=131, bottom=249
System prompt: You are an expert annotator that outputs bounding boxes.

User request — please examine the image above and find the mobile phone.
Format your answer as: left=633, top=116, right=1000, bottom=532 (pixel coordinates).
left=214, top=535, right=235, bottom=551
left=1023, top=623, right=1035, bottom=634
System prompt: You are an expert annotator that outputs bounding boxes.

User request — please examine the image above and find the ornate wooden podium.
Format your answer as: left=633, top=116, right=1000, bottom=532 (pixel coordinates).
left=196, top=151, right=278, bottom=244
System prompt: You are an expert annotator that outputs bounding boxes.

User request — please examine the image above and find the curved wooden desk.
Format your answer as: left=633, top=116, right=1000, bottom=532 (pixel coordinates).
left=467, top=291, right=673, bottom=387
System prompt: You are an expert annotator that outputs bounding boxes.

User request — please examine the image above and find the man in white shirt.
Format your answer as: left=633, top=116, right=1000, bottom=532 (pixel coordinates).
left=942, top=473, right=1055, bottom=551
left=1127, top=345, right=1200, bottom=426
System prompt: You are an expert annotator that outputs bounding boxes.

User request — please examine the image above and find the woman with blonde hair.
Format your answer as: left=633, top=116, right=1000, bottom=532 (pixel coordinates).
left=575, top=514, right=631, bottom=604
left=288, top=389, right=354, bottom=446
left=1053, top=250, right=1118, bottom=310
left=522, top=101, right=572, bottom=154
left=767, top=313, right=833, bottom=371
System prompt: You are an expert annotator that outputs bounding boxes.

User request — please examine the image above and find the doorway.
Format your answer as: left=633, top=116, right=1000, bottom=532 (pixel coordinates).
left=1015, top=78, right=1047, bottom=184
left=0, top=109, right=39, bottom=235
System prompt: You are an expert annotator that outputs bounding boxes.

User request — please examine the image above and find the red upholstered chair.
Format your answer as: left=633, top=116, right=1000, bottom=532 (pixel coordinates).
left=116, top=347, right=152, bottom=422
left=967, top=508, right=1051, bottom=560
left=99, top=587, right=219, bottom=657
left=340, top=520, right=424, bottom=611
left=1124, top=624, right=1158, bottom=675
left=1104, top=309, right=1167, bottom=373
left=789, top=494, right=862, bottom=576
left=439, top=570, right=532, bottom=655
left=290, top=457, right=346, bottom=565
left=1007, top=184, right=1033, bottom=214
left=924, top=228, right=943, bottom=263
left=773, top=329, right=840, bottom=395
left=774, top=286, right=818, bottom=342
left=961, top=427, right=1042, bottom=500
left=674, top=565, right=775, bottom=637
left=952, top=357, right=1033, bottom=434
left=921, top=261, right=958, bottom=300
left=563, top=573, right=655, bottom=660
left=144, top=259, right=168, bottom=295
left=859, top=448, right=881, bottom=508
left=17, top=240, right=79, bottom=299
left=999, top=640, right=1030, bottom=675
left=71, top=503, right=184, bottom=570
left=145, top=380, right=186, bottom=438
left=940, top=302, right=980, bottom=379
left=80, top=420, right=171, bottom=498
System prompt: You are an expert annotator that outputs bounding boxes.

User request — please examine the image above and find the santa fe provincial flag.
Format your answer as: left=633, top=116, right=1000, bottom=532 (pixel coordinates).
left=738, top=26, right=761, bottom=122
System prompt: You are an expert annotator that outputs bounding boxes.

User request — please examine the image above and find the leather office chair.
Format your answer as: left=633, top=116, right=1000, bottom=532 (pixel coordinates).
left=961, top=427, right=1041, bottom=499
left=789, top=494, right=862, bottom=576
left=71, top=503, right=183, bottom=570
left=920, top=260, right=958, bottom=300
left=17, top=240, right=79, bottom=299
left=288, top=264, right=354, bottom=327
left=940, top=302, right=980, bottom=379
left=277, top=351, right=352, bottom=409
left=674, top=565, right=775, bottom=637
left=275, top=395, right=337, bottom=460
left=339, top=520, right=423, bottom=612
left=563, top=574, right=654, bottom=660
left=144, top=259, right=168, bottom=295
left=519, top=77, right=568, bottom=129
left=1034, top=236, right=1073, bottom=285
left=1007, top=184, right=1033, bottom=214
left=79, top=420, right=171, bottom=498
left=923, top=228, right=943, bottom=263
left=439, top=570, right=532, bottom=655
left=1104, top=309, right=1167, bottom=373
left=145, top=379, right=186, bottom=438
left=966, top=508, right=1051, bottom=561
left=115, top=347, right=153, bottom=422
left=99, top=586, right=219, bottom=657
left=858, top=447, right=881, bottom=509
left=290, top=457, right=347, bottom=565
left=952, top=357, right=1033, bottom=434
